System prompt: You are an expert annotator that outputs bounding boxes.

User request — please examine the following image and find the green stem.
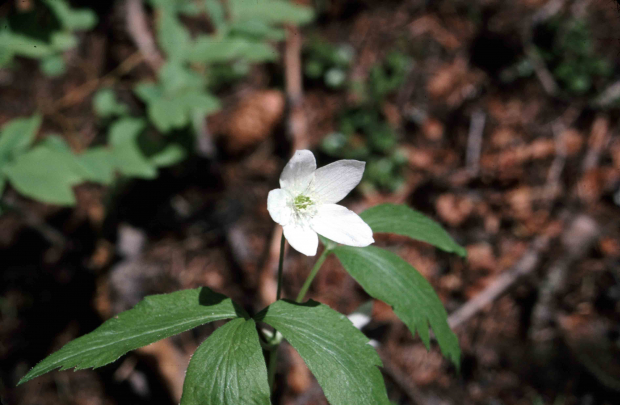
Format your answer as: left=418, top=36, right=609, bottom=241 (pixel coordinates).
left=268, top=231, right=286, bottom=393
left=276, top=232, right=285, bottom=300
left=267, top=345, right=279, bottom=392
left=296, top=247, right=330, bottom=303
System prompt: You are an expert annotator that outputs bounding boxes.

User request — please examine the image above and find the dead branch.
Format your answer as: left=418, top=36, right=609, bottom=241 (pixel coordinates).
left=448, top=234, right=551, bottom=329
left=529, top=215, right=600, bottom=342
left=284, top=25, right=308, bottom=150
left=466, top=109, right=486, bottom=177
left=126, top=0, right=164, bottom=72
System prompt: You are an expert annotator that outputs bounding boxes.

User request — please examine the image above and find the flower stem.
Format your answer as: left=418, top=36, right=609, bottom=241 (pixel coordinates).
left=268, top=231, right=286, bottom=393
left=276, top=232, right=285, bottom=300
left=268, top=345, right=279, bottom=392
left=296, top=247, right=330, bottom=303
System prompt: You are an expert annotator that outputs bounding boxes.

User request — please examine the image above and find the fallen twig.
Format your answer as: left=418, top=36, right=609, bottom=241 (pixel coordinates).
left=126, top=0, right=164, bottom=71
left=466, top=109, right=486, bottom=177
left=448, top=234, right=551, bottom=329
left=529, top=215, right=600, bottom=342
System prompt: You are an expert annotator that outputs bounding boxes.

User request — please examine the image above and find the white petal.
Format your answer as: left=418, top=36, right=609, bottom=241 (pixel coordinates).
left=310, top=160, right=365, bottom=204
left=267, top=188, right=293, bottom=226
left=310, top=204, right=374, bottom=247
left=283, top=223, right=318, bottom=256
left=279, top=150, right=316, bottom=195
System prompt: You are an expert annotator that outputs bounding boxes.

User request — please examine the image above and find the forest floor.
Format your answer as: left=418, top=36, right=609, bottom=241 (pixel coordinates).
left=1, top=1, right=620, bottom=405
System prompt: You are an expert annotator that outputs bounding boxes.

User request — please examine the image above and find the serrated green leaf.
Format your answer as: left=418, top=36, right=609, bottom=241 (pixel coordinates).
left=42, top=0, right=97, bottom=31
left=333, top=245, right=460, bottom=367
left=203, top=0, right=226, bottom=30
left=180, top=91, right=221, bottom=115
left=148, top=97, right=188, bottom=132
left=134, top=82, right=162, bottom=104
left=257, top=300, right=390, bottom=405
left=2, top=145, right=82, bottom=205
left=108, top=118, right=157, bottom=178
left=360, top=203, right=467, bottom=257
left=40, top=55, right=66, bottom=77
left=229, top=20, right=286, bottom=41
left=180, top=318, right=270, bottom=405
left=157, top=11, right=192, bottom=61
left=189, top=36, right=248, bottom=63
left=0, top=115, right=42, bottom=163
left=229, top=0, right=314, bottom=25
left=150, top=144, right=186, bottom=167
left=159, top=62, right=205, bottom=95
left=77, top=147, right=115, bottom=184
left=50, top=32, right=78, bottom=51
left=19, top=287, right=243, bottom=385
left=93, top=89, right=129, bottom=118
left=0, top=31, right=54, bottom=59
left=189, top=36, right=276, bottom=63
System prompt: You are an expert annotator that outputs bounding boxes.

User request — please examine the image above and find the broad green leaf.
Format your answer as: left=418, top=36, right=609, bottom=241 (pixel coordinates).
left=150, top=144, right=186, bottom=167
left=360, top=203, right=467, bottom=257
left=43, top=0, right=97, bottom=31
left=108, top=118, right=157, bottom=178
left=333, top=245, right=460, bottom=367
left=257, top=300, right=390, bottom=405
left=50, top=32, right=78, bottom=51
left=159, top=62, right=205, bottom=95
left=157, top=11, right=192, bottom=61
left=229, top=0, right=314, bottom=25
left=181, top=91, right=221, bottom=116
left=19, top=287, right=243, bottom=385
left=243, top=43, right=278, bottom=62
left=77, top=147, right=115, bottom=184
left=203, top=0, right=226, bottom=30
left=189, top=36, right=248, bottom=63
left=180, top=318, right=270, bottom=405
left=189, top=36, right=276, bottom=63
left=93, top=89, right=129, bottom=118
left=148, top=97, right=188, bottom=132
left=0, top=115, right=42, bottom=163
left=229, top=21, right=286, bottom=41
left=40, top=55, right=66, bottom=77
left=0, top=31, right=54, bottom=59
left=134, top=82, right=162, bottom=104
left=2, top=146, right=82, bottom=205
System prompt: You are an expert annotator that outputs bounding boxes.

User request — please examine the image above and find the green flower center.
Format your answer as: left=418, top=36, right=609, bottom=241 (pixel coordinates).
left=293, top=195, right=313, bottom=211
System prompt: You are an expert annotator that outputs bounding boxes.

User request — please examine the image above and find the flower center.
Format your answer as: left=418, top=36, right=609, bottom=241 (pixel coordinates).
left=293, top=194, right=314, bottom=212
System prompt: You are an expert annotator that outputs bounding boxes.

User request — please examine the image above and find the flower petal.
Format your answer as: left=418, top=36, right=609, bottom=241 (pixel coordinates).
left=267, top=188, right=293, bottom=226
left=279, top=150, right=316, bottom=195
left=283, top=223, right=318, bottom=256
left=310, top=160, right=365, bottom=204
left=310, top=204, right=374, bottom=247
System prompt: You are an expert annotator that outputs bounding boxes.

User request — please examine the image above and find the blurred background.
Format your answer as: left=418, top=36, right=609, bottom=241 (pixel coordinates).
left=1, top=0, right=620, bottom=404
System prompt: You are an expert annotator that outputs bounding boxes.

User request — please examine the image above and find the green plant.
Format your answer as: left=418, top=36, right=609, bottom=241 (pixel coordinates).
left=0, top=113, right=184, bottom=207
left=19, top=187, right=465, bottom=404
left=536, top=18, right=612, bottom=95
left=0, top=0, right=97, bottom=76
left=322, top=108, right=407, bottom=192
left=303, top=38, right=354, bottom=89
left=367, top=51, right=412, bottom=101
left=135, top=0, right=313, bottom=134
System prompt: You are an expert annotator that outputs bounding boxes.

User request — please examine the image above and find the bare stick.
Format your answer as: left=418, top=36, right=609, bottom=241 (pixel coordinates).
left=126, top=0, right=164, bottom=72
left=466, top=109, right=486, bottom=177
left=448, top=235, right=551, bottom=329
left=593, top=80, right=620, bottom=107
left=529, top=215, right=599, bottom=341
left=284, top=25, right=308, bottom=150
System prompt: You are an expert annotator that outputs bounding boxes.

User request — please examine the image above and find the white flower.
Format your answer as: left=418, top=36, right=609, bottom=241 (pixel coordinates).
left=267, top=150, right=374, bottom=256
